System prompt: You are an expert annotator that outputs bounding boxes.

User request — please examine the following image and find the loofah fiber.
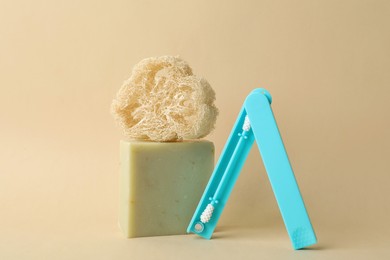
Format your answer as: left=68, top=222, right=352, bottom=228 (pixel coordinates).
left=111, top=56, right=218, bottom=142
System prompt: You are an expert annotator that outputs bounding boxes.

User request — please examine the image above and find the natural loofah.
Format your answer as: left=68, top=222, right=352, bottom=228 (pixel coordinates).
left=111, top=56, right=218, bottom=142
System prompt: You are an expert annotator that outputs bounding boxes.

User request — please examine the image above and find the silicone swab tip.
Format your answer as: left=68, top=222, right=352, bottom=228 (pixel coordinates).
left=243, top=116, right=251, bottom=131
left=200, top=204, right=214, bottom=223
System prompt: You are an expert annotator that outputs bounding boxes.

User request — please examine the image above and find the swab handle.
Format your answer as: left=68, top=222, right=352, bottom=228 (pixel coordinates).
left=187, top=106, right=254, bottom=238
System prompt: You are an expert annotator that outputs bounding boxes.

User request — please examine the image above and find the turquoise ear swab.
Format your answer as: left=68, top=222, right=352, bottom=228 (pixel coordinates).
left=199, top=115, right=253, bottom=224
left=187, top=88, right=317, bottom=250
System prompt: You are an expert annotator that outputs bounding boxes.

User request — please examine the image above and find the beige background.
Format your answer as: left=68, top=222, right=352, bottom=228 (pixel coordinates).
left=1, top=0, right=390, bottom=259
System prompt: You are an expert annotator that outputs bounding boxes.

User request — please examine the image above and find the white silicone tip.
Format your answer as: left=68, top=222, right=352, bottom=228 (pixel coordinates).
left=200, top=204, right=215, bottom=223
left=243, top=116, right=251, bottom=132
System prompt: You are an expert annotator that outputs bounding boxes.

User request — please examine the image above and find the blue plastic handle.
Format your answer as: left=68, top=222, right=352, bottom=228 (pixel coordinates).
left=187, top=88, right=317, bottom=249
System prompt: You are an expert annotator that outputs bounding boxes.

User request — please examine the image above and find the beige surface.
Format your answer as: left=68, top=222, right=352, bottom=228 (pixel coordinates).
left=1, top=0, right=390, bottom=259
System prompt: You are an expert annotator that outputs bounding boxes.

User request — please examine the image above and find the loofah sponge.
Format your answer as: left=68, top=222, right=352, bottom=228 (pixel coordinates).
left=111, top=56, right=218, bottom=142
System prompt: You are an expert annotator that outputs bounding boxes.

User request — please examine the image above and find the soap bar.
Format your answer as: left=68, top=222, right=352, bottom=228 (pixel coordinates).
left=119, top=140, right=214, bottom=238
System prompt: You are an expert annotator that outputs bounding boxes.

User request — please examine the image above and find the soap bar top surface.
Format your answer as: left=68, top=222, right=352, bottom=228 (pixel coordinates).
left=119, top=140, right=214, bottom=237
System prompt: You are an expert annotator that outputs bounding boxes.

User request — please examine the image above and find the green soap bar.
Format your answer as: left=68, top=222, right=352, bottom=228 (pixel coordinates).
left=119, top=140, right=214, bottom=238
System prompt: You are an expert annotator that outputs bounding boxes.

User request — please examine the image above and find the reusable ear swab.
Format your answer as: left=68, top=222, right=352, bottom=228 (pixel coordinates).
left=199, top=116, right=252, bottom=224
left=187, top=88, right=317, bottom=250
